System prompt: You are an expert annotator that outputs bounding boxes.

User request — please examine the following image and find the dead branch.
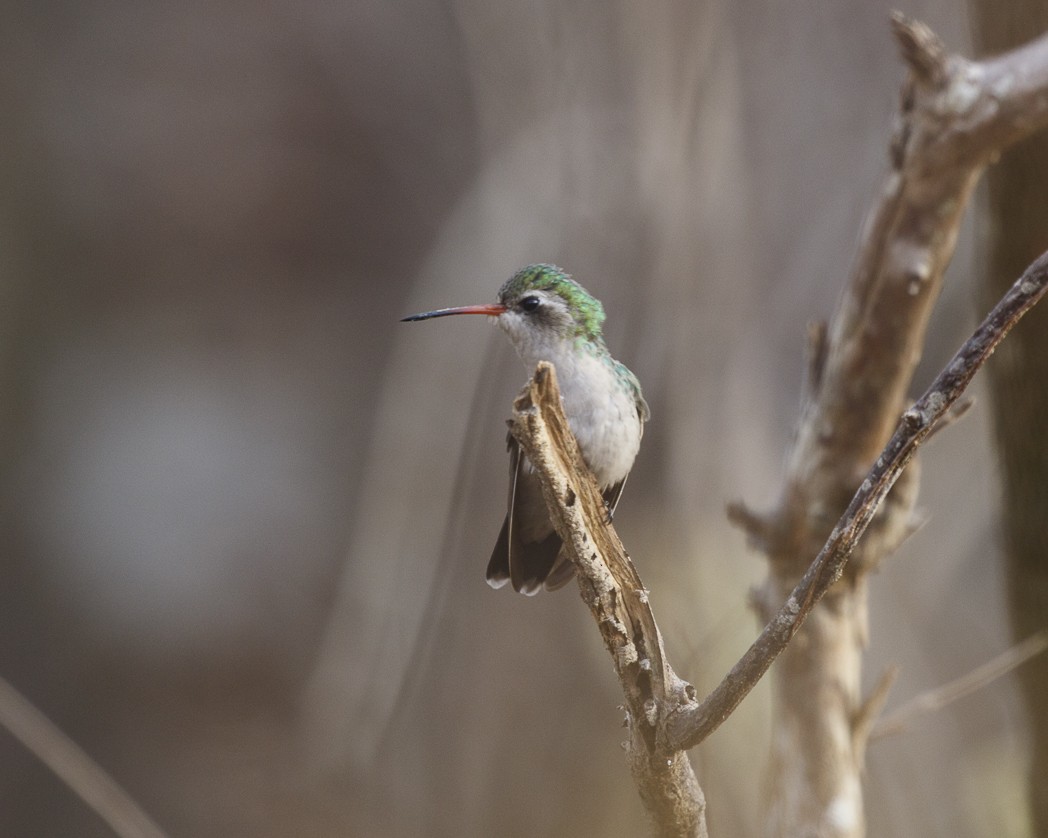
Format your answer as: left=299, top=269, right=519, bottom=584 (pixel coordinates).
left=744, top=14, right=1048, bottom=834
left=510, top=364, right=706, bottom=838
left=662, top=248, right=1048, bottom=752
left=0, top=674, right=168, bottom=838
left=509, top=14, right=1048, bottom=837
left=871, top=632, right=1048, bottom=740
left=512, top=244, right=1048, bottom=838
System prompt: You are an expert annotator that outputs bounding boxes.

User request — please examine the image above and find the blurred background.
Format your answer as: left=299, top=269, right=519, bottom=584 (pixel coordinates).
left=0, top=1, right=1043, bottom=836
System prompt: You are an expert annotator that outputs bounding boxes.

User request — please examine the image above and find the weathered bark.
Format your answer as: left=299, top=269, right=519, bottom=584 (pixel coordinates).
left=509, top=364, right=707, bottom=838
left=722, top=17, right=1048, bottom=837
left=969, top=4, right=1048, bottom=835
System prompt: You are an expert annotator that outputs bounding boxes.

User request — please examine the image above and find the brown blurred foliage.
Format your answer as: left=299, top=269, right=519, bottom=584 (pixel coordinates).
left=971, top=2, right=1048, bottom=836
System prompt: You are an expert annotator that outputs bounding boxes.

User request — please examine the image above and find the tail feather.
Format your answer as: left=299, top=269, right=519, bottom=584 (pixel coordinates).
left=485, top=519, right=512, bottom=589
left=542, top=550, right=575, bottom=591
left=486, top=516, right=564, bottom=595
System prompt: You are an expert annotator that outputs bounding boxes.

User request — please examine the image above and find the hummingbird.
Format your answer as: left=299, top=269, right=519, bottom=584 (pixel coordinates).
left=402, top=264, right=649, bottom=595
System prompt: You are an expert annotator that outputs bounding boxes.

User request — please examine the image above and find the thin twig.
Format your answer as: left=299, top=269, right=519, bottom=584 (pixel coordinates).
left=871, top=632, right=1048, bottom=740
left=853, top=665, right=900, bottom=761
left=662, top=248, right=1048, bottom=753
left=0, top=674, right=168, bottom=838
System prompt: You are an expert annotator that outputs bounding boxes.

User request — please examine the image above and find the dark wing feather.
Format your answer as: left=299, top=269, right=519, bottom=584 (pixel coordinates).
left=486, top=434, right=562, bottom=595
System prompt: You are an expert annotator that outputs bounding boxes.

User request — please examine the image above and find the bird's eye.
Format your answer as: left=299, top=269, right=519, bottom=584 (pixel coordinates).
left=519, top=295, right=541, bottom=312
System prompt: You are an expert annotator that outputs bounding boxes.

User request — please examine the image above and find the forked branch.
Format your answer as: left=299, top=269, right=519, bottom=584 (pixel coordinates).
left=507, top=13, right=1048, bottom=837
left=509, top=246, right=1048, bottom=833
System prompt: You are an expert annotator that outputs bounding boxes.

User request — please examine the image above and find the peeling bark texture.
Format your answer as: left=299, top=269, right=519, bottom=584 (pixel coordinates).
left=969, top=4, right=1048, bottom=835
left=741, top=16, right=1048, bottom=838
left=509, top=364, right=707, bottom=838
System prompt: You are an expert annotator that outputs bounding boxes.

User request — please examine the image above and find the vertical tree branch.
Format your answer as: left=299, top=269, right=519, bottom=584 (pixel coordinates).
left=725, top=15, right=1048, bottom=836
left=969, top=4, right=1048, bottom=834
left=663, top=247, right=1048, bottom=753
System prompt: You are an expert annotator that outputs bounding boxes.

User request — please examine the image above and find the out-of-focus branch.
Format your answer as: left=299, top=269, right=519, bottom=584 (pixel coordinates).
left=970, top=5, right=1048, bottom=835
left=871, top=631, right=1048, bottom=740
left=0, top=674, right=168, bottom=838
left=726, top=14, right=1048, bottom=835
left=665, top=247, right=1048, bottom=752
left=758, top=11, right=1048, bottom=525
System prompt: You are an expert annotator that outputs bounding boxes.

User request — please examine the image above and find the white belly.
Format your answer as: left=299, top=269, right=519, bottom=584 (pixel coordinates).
left=523, top=344, right=643, bottom=489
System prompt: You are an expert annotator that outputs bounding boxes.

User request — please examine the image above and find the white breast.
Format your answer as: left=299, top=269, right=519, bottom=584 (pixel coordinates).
left=517, top=340, right=643, bottom=489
